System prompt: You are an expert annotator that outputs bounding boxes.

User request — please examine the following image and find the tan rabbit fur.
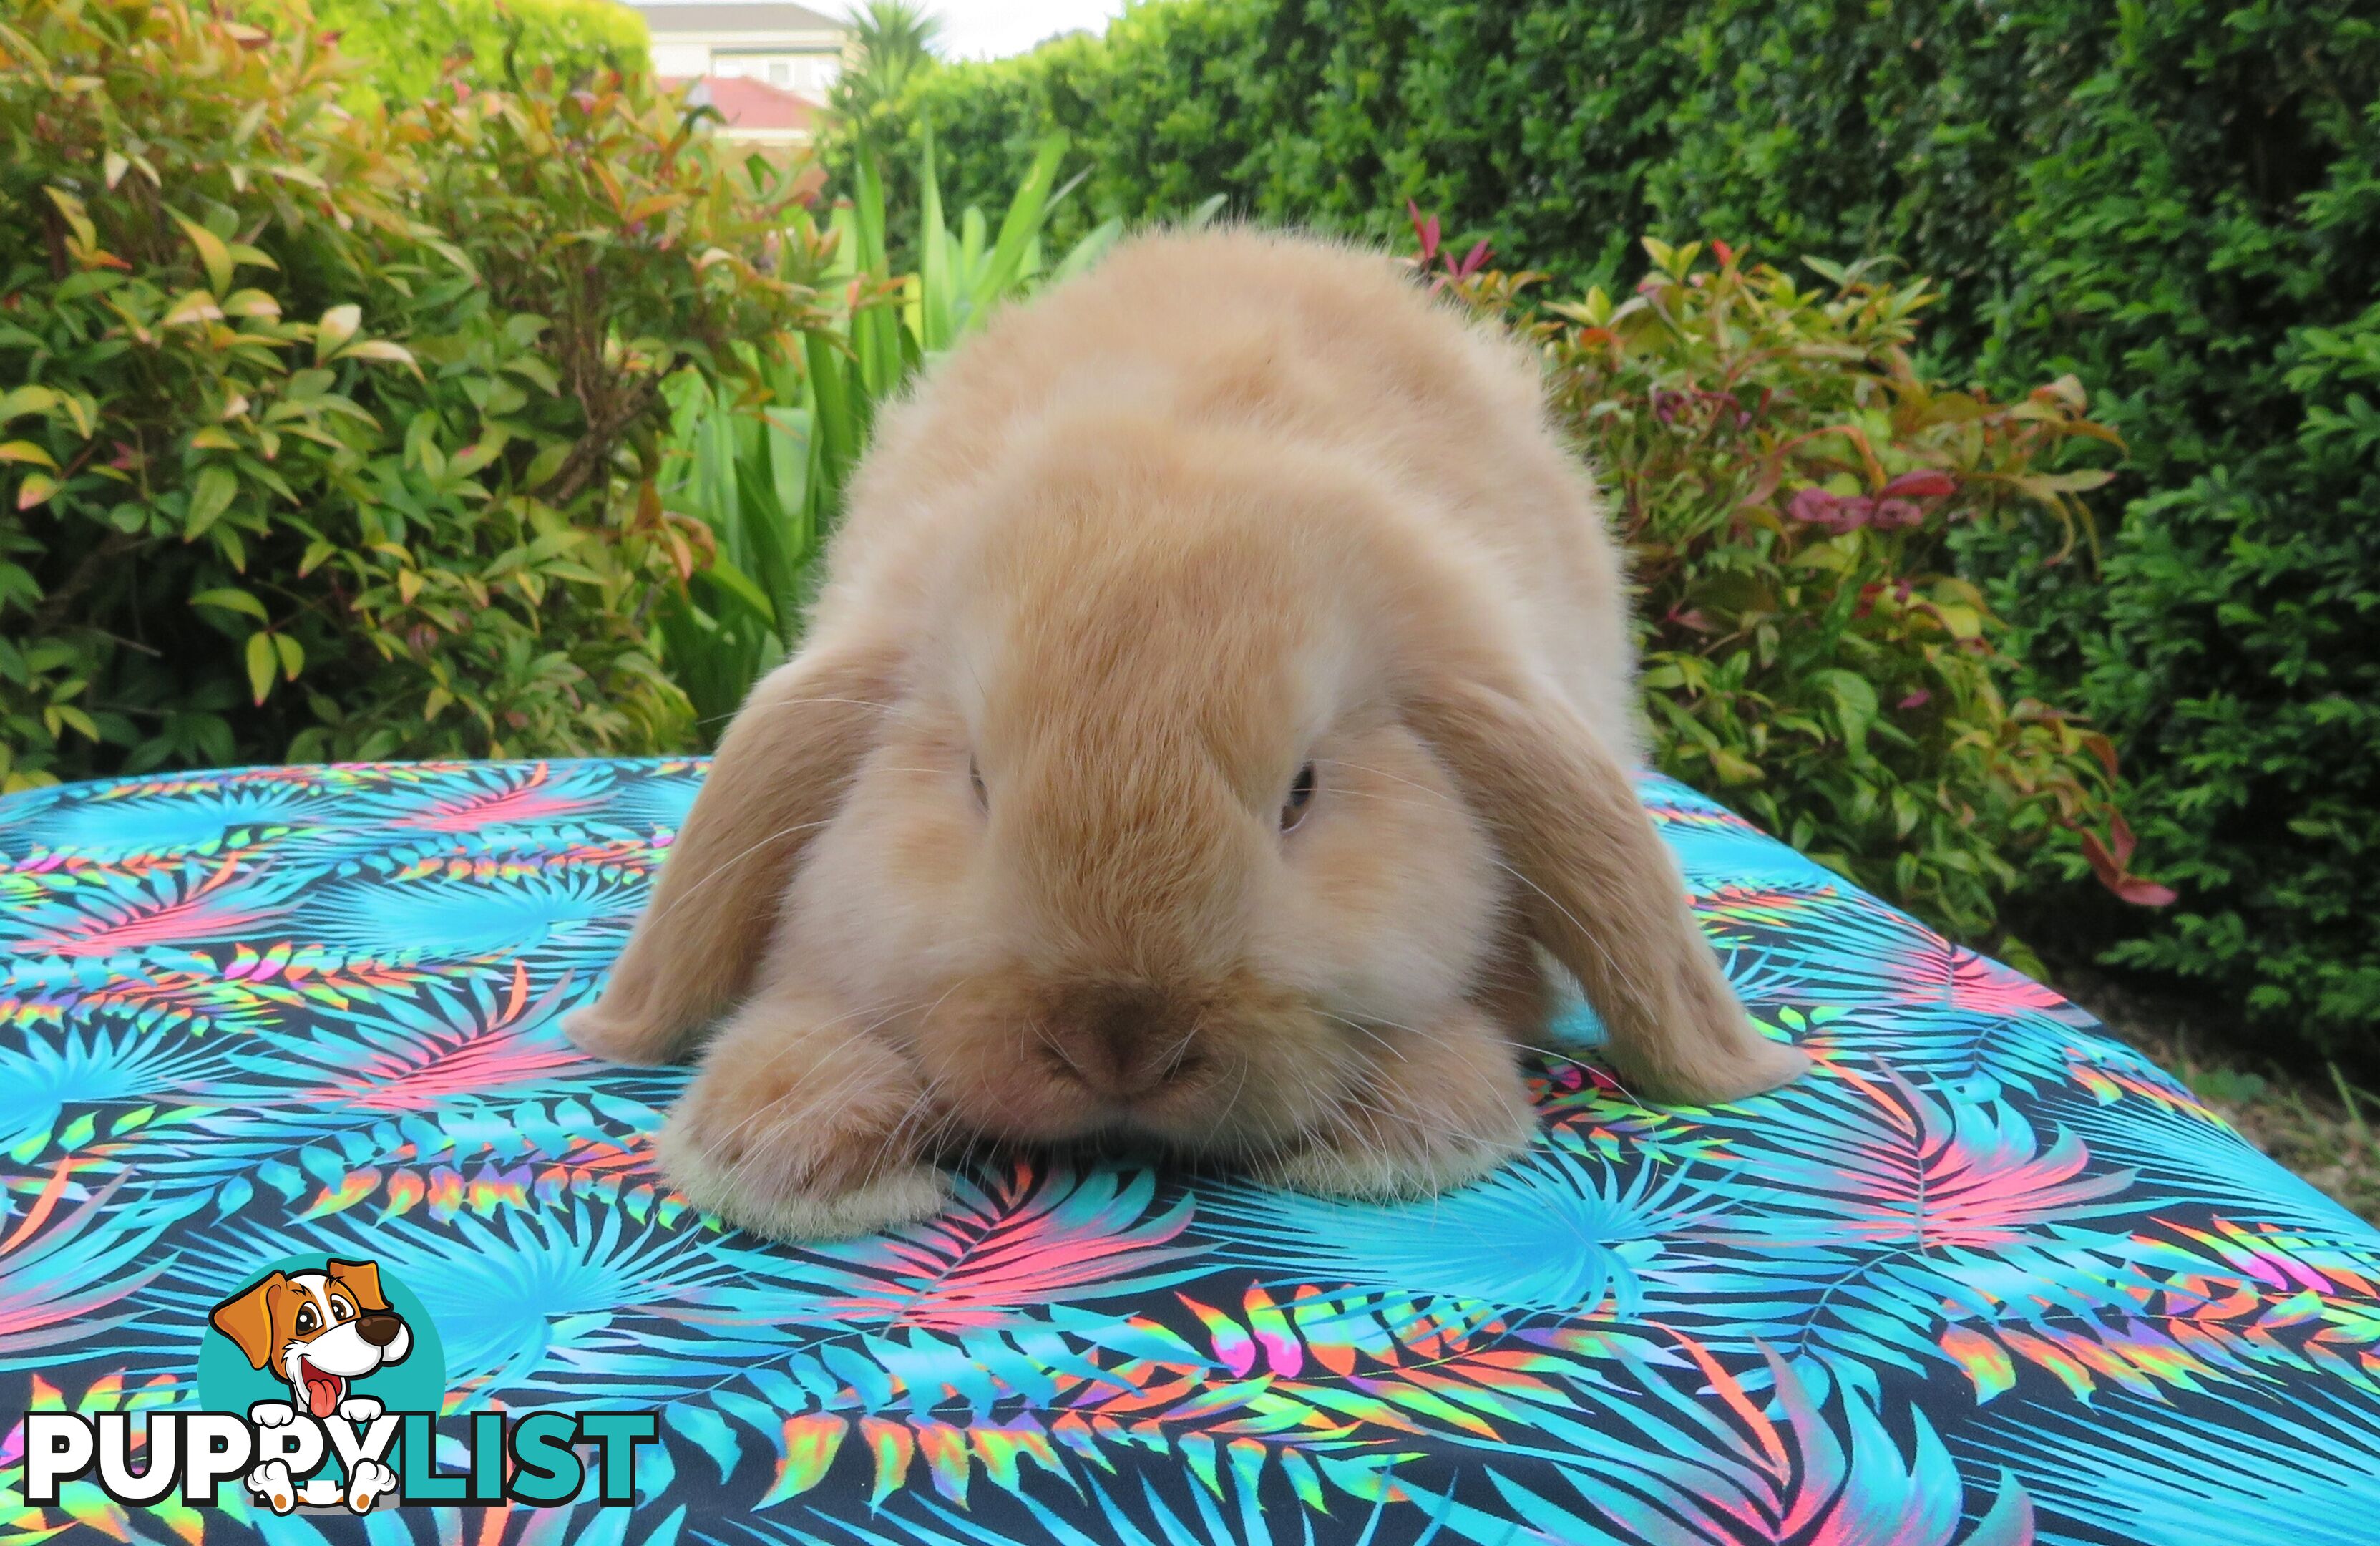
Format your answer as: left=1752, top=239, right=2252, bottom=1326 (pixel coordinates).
left=567, top=226, right=1809, bottom=1240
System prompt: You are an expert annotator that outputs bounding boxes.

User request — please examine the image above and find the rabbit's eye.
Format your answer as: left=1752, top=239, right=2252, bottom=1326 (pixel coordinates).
left=1281, top=763, right=1317, bottom=832
left=970, top=756, right=988, bottom=812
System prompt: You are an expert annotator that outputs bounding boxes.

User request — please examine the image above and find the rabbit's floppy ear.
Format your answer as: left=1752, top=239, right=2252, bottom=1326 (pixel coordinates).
left=1403, top=663, right=1808, bottom=1106
left=567, top=637, right=903, bottom=1066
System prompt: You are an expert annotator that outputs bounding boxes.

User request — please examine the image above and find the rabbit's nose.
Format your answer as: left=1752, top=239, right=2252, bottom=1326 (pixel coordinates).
left=1045, top=981, right=1198, bottom=1100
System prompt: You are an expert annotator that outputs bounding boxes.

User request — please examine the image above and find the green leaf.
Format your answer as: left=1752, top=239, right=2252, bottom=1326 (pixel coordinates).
left=504, top=356, right=562, bottom=394
left=315, top=303, right=362, bottom=364
left=1810, top=669, right=1880, bottom=760
left=0, top=440, right=57, bottom=468
left=969, top=135, right=1070, bottom=330
left=1710, top=747, right=1764, bottom=783
left=522, top=441, right=570, bottom=489
left=244, top=631, right=275, bottom=704
left=1051, top=217, right=1125, bottom=286
left=338, top=339, right=420, bottom=376
left=161, top=290, right=224, bottom=327
left=185, top=465, right=238, bottom=537
left=15, top=472, right=59, bottom=510
left=700, top=554, right=776, bottom=626
left=190, top=587, right=269, bottom=623
left=0, top=385, right=59, bottom=424
left=42, top=186, right=96, bottom=250
left=172, top=211, right=235, bottom=294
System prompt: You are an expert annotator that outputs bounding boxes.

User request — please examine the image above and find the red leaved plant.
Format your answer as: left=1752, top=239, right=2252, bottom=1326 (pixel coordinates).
left=1412, top=219, right=2171, bottom=953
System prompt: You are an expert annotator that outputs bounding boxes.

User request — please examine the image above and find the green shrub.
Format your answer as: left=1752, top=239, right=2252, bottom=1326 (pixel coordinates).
left=1969, top=6, right=2380, bottom=1058
left=2077, top=312, right=2380, bottom=1045
left=1450, top=235, right=2157, bottom=950
left=311, top=0, right=648, bottom=102
left=864, top=0, right=2380, bottom=1057
left=0, top=0, right=819, bottom=789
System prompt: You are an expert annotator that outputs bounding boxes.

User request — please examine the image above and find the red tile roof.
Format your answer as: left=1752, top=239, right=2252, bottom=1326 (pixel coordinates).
left=673, top=74, right=820, bottom=132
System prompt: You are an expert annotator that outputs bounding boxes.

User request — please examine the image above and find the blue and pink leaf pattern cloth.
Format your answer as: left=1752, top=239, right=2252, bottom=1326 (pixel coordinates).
left=1, top=759, right=2376, bottom=1544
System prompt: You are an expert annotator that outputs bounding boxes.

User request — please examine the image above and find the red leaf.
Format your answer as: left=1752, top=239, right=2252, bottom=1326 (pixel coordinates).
left=1457, top=238, right=1491, bottom=278
left=2080, top=731, right=2120, bottom=781
left=1788, top=488, right=1871, bottom=533
left=1898, top=690, right=1931, bottom=710
left=1712, top=239, right=1735, bottom=266
left=1881, top=470, right=1957, bottom=499
left=2079, top=831, right=2121, bottom=888
left=1405, top=200, right=1440, bottom=261
left=2106, top=810, right=2136, bottom=868
left=2082, top=825, right=2172, bottom=906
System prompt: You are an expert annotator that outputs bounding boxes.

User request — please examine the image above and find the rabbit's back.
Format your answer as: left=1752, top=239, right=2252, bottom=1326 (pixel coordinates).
left=819, top=227, right=1642, bottom=761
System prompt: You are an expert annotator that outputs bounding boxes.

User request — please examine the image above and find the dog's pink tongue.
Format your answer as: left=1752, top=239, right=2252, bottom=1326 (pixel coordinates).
left=306, top=1376, right=339, bottom=1418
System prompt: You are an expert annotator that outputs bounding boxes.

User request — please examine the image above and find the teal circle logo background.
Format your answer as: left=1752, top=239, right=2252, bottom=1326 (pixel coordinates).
left=195, top=1253, right=448, bottom=1419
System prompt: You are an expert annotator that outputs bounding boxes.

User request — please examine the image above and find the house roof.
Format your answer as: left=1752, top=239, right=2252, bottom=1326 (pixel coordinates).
left=679, top=74, right=821, bottom=132
left=633, top=3, right=844, bottom=34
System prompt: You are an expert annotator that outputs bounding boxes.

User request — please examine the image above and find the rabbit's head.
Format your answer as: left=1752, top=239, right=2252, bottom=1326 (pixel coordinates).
left=775, top=417, right=1515, bottom=1157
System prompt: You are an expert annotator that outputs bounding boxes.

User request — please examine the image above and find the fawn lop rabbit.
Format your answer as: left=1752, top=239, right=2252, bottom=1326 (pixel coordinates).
left=567, top=228, right=1809, bottom=1239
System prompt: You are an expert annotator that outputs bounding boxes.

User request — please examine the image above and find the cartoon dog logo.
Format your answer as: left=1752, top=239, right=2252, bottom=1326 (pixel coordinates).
left=209, top=1259, right=409, bottom=1512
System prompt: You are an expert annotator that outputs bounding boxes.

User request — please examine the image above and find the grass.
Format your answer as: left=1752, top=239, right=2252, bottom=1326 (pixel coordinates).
left=2058, top=966, right=2380, bottom=1224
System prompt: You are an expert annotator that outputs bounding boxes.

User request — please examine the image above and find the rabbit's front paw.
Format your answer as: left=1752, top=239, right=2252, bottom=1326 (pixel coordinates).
left=658, top=1003, right=950, bottom=1240
left=563, top=996, right=689, bottom=1068
left=1257, top=1007, right=1539, bottom=1200
left=1260, top=1099, right=1535, bottom=1200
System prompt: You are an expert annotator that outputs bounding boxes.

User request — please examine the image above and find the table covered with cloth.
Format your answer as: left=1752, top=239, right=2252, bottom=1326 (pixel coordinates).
left=1, top=758, right=2376, bottom=1545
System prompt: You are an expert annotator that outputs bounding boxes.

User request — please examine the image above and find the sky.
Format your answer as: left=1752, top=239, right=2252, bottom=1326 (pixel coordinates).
left=921, top=0, right=1131, bottom=60
left=636, top=0, right=1131, bottom=62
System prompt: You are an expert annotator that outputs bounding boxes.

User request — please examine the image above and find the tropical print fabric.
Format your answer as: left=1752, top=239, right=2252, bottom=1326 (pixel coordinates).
left=2, top=758, right=2378, bottom=1546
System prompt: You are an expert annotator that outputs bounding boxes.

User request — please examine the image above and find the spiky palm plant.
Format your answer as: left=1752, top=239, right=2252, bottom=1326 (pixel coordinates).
left=826, top=0, right=944, bottom=150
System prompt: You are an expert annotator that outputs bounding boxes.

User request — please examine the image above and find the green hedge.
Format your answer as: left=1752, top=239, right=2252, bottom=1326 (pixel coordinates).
left=311, top=0, right=647, bottom=101
left=864, top=0, right=2380, bottom=1059
left=2, top=0, right=816, bottom=787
